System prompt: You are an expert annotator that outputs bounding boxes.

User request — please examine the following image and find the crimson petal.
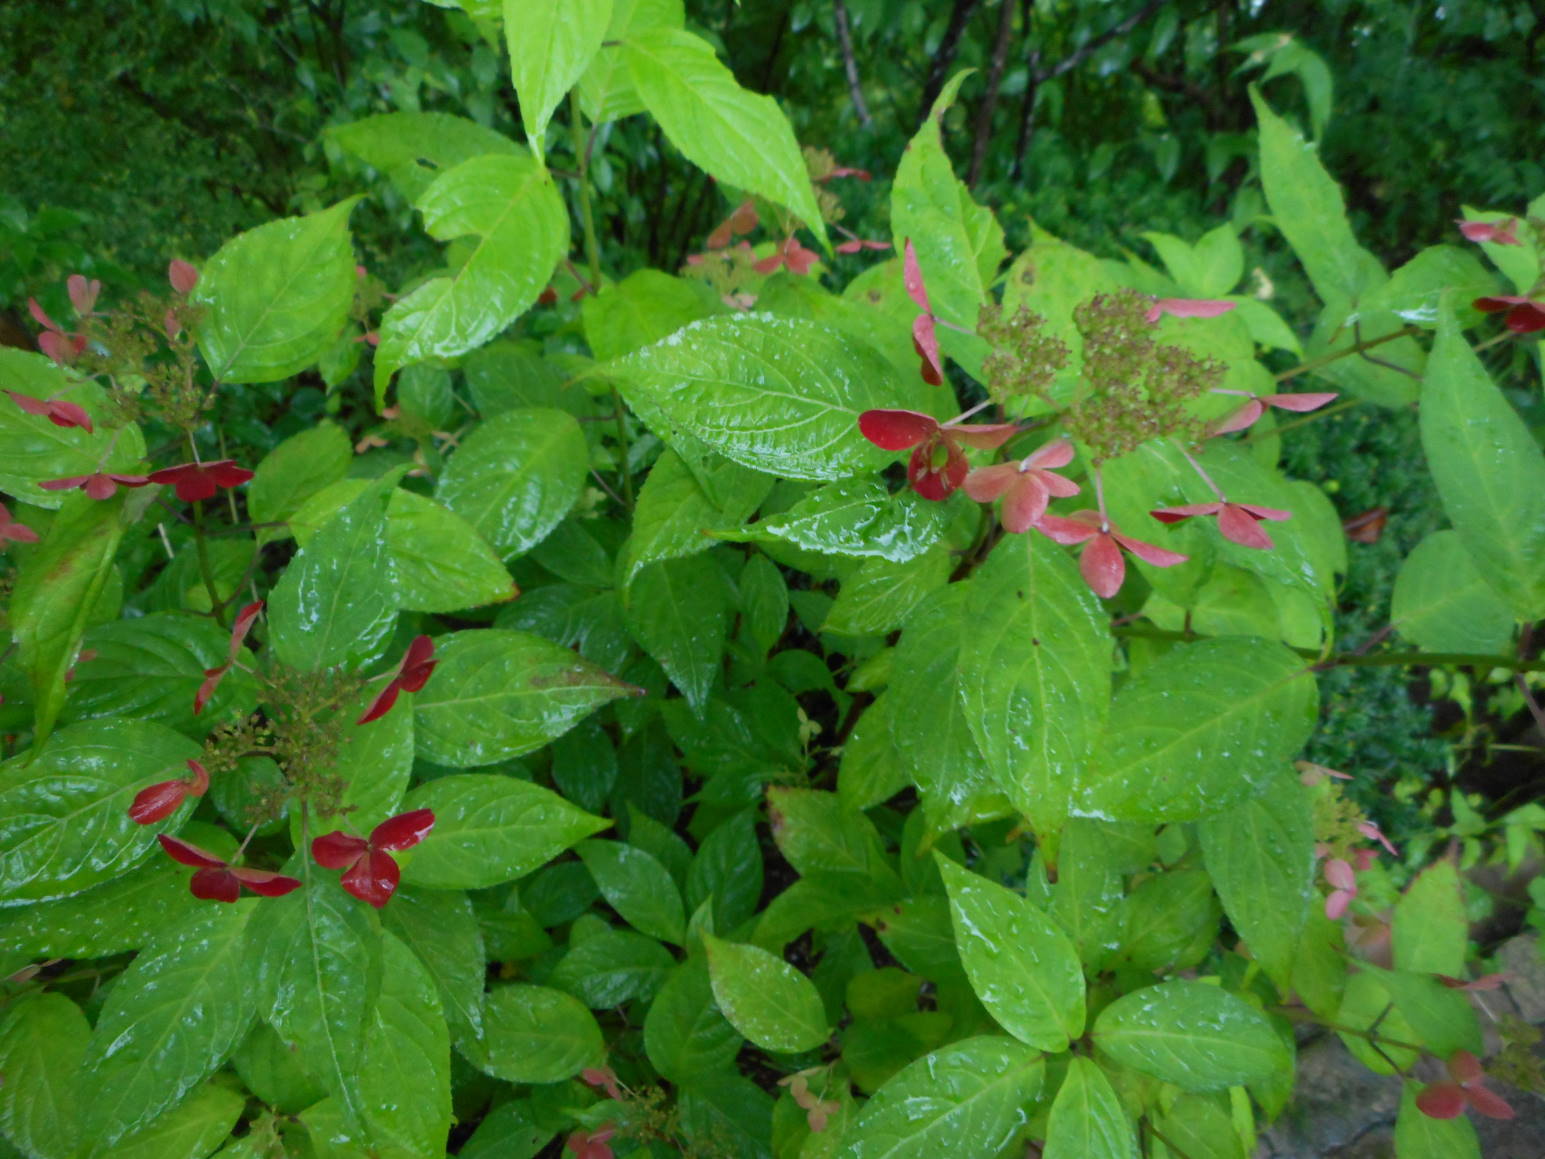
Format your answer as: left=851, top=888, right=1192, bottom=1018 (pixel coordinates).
left=341, top=849, right=401, bottom=908
left=130, top=780, right=188, bottom=825
left=858, top=409, right=937, bottom=451
left=159, top=834, right=227, bottom=869
left=370, top=808, right=435, bottom=851
left=313, top=831, right=370, bottom=869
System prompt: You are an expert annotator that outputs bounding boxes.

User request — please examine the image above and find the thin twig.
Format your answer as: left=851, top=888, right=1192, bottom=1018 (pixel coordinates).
left=832, top=0, right=872, bottom=127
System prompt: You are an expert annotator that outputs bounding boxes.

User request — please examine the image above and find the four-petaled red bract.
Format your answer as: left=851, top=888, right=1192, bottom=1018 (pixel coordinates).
left=565, top=1126, right=617, bottom=1159
left=857, top=409, right=1018, bottom=501
left=147, top=459, right=255, bottom=502
left=1473, top=294, right=1545, bottom=334
left=1151, top=500, right=1292, bottom=550
left=706, top=199, right=759, bottom=249
left=39, top=472, right=151, bottom=501
left=1145, top=297, right=1236, bottom=324
left=1038, top=510, right=1189, bottom=599
left=67, top=274, right=102, bottom=315
left=754, top=236, right=820, bottom=276
left=195, top=600, right=264, bottom=715
left=6, top=390, right=94, bottom=433
left=358, top=634, right=438, bottom=725
left=0, top=502, right=39, bottom=547
left=1212, top=391, right=1338, bottom=435
left=157, top=833, right=300, bottom=902
left=168, top=259, right=199, bottom=293
left=312, top=808, right=436, bottom=908
left=1416, top=1050, right=1515, bottom=1121
left=1457, top=217, right=1520, bottom=246
left=130, top=759, right=210, bottom=825
left=963, top=440, right=1080, bottom=532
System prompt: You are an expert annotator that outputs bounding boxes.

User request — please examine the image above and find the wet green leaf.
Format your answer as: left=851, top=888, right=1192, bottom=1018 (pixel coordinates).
left=704, top=934, right=829, bottom=1053
left=1093, top=980, right=1289, bottom=1091
left=0, top=993, right=89, bottom=1159
left=1044, top=1056, right=1138, bottom=1159
left=578, top=839, right=686, bottom=944
left=506, top=0, right=611, bottom=157
left=478, top=984, right=603, bottom=1083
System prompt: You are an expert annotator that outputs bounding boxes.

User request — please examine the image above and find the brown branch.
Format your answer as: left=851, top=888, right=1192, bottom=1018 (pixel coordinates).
left=833, top=0, right=872, bottom=127
left=916, top=0, right=983, bottom=125
left=1039, top=0, right=1169, bottom=85
left=968, top=0, right=1020, bottom=187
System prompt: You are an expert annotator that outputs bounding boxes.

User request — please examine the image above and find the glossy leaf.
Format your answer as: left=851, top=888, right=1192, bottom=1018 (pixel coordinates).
left=329, top=111, right=520, bottom=202
left=505, top=0, right=611, bottom=156
left=267, top=476, right=398, bottom=672
left=824, top=544, right=951, bottom=636
left=355, top=933, right=453, bottom=1156
left=739, top=478, right=947, bottom=563
left=644, top=957, right=743, bottom=1082
left=1044, top=1057, right=1138, bottom=1159
left=246, top=422, right=353, bottom=543
left=411, top=629, right=636, bottom=767
left=1393, top=860, right=1467, bottom=977
left=1077, top=637, right=1318, bottom=822
left=624, top=553, right=730, bottom=711
left=0, top=718, right=201, bottom=903
left=1391, top=531, right=1515, bottom=654
left=582, top=268, right=725, bottom=362
left=400, top=773, right=609, bottom=888
left=478, top=984, right=604, bottom=1083
left=193, top=199, right=359, bottom=383
left=1364, top=244, right=1497, bottom=327
left=1420, top=302, right=1545, bottom=619
left=1394, top=1082, right=1481, bottom=1159
left=9, top=493, right=127, bottom=742
left=612, top=312, right=920, bottom=481
left=380, top=886, right=486, bottom=1044
left=846, top=1036, right=1044, bottom=1159
left=935, top=856, right=1085, bottom=1051
left=93, top=1083, right=244, bottom=1159
left=80, top=903, right=256, bottom=1149
left=548, top=926, right=675, bottom=1008
left=375, top=152, right=568, bottom=398
left=623, top=28, right=825, bottom=245
left=959, top=531, right=1110, bottom=838
left=578, top=839, right=686, bottom=944
left=0, top=993, right=89, bottom=1159
left=623, top=449, right=772, bottom=585
left=703, top=934, right=829, bottom=1053
left=1198, top=770, right=1316, bottom=990
left=1093, top=980, right=1290, bottom=1091
left=436, top=407, right=588, bottom=559
left=577, top=0, right=685, bottom=121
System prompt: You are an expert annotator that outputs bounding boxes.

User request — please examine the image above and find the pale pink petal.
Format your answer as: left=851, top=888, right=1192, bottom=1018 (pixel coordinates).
left=999, top=474, right=1050, bottom=534
left=1115, top=533, right=1190, bottom=568
left=963, top=462, right=1019, bottom=502
left=1218, top=504, right=1274, bottom=549
left=1080, top=534, right=1126, bottom=598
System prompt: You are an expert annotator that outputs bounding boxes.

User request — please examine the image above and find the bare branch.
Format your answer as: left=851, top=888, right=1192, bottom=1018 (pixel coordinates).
left=968, top=0, right=1020, bottom=186
left=833, top=0, right=872, bottom=127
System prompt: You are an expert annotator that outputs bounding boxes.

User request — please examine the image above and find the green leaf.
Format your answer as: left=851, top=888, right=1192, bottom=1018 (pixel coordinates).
left=1198, top=770, right=1315, bottom=990
left=685, top=810, right=763, bottom=930
left=302, top=685, right=415, bottom=839
left=62, top=613, right=256, bottom=738
left=505, top=0, right=612, bottom=156
left=1050, top=820, right=1136, bottom=974
left=846, top=1035, right=1044, bottom=1159
left=733, top=478, right=947, bottom=563
left=624, top=553, right=730, bottom=710
left=1193, top=223, right=1245, bottom=297
left=622, top=28, right=825, bottom=246
left=766, top=788, right=895, bottom=885
left=80, top=904, right=256, bottom=1149
left=267, top=476, right=398, bottom=672
left=583, top=269, right=725, bottom=362
left=0, top=719, right=201, bottom=903
left=1044, top=1057, right=1138, bottom=1159
left=1092, top=980, right=1289, bottom=1091
left=623, top=449, right=772, bottom=585
left=375, top=152, right=568, bottom=398
left=436, top=407, right=588, bottom=559
left=412, top=629, right=636, bottom=767
left=1393, top=860, right=1467, bottom=976
left=1364, top=245, right=1497, bottom=328
left=0, top=993, right=88, bottom=1159
left=1250, top=89, right=1382, bottom=308
left=229, top=1022, right=326, bottom=1115
left=379, top=491, right=515, bottom=613
left=891, top=72, right=1004, bottom=329
left=10, top=493, right=128, bottom=742
left=934, top=856, right=1085, bottom=1051
left=477, top=984, right=603, bottom=1083
left=94, top=1084, right=243, bottom=1159
left=193, top=199, right=360, bottom=383
left=247, top=422, right=353, bottom=544
left=329, top=112, right=519, bottom=202
left=577, top=0, right=684, bottom=121
left=401, top=773, right=609, bottom=888
left=1391, top=531, right=1515, bottom=654
left=1077, top=637, right=1318, bottom=822
left=838, top=694, right=911, bottom=811
left=644, top=957, right=742, bottom=1081
left=578, top=839, right=686, bottom=944
left=703, top=934, right=829, bottom=1053
left=356, top=933, right=452, bottom=1157
left=959, top=531, right=1111, bottom=838
left=825, top=545, right=951, bottom=636
left=247, top=876, right=383, bottom=1131
left=1117, top=868, right=1220, bottom=974
left=456, top=1100, right=552, bottom=1159
left=612, top=313, right=920, bottom=481
left=1360, top=964, right=1481, bottom=1058
left=380, top=886, right=486, bottom=1044
left=0, top=353, right=146, bottom=508
left=1420, top=302, right=1545, bottom=619
left=548, top=926, right=675, bottom=1008
left=1394, top=1082, right=1480, bottom=1159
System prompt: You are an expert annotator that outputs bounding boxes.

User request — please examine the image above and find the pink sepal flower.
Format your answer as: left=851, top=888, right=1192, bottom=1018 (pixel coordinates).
left=565, top=1126, right=616, bottom=1159
left=963, top=440, right=1081, bottom=532
left=754, top=236, right=820, bottom=276
left=1474, top=295, right=1545, bottom=334
left=357, top=635, right=438, bottom=725
left=168, top=259, right=199, bottom=294
left=835, top=238, right=890, bottom=254
left=705, top=199, right=759, bottom=249
left=1417, top=1051, right=1515, bottom=1121
left=1037, top=510, right=1189, bottom=599
left=312, top=809, right=435, bottom=908
left=6, top=389, right=94, bottom=433
left=1457, top=218, right=1521, bottom=246
left=1212, top=392, right=1338, bottom=435
left=129, top=759, right=210, bottom=825
left=1146, top=297, right=1236, bottom=324
left=157, top=834, right=300, bottom=902
left=857, top=408, right=1018, bottom=501
left=582, top=1067, right=624, bottom=1100
left=39, top=472, right=150, bottom=500
left=67, top=275, right=102, bottom=315
left=26, top=299, right=89, bottom=365
left=0, top=502, right=40, bottom=547
left=147, top=460, right=254, bottom=502
left=1323, top=857, right=1358, bottom=919
left=903, top=239, right=945, bottom=386
left=1152, top=500, right=1292, bottom=550
left=194, top=600, right=264, bottom=715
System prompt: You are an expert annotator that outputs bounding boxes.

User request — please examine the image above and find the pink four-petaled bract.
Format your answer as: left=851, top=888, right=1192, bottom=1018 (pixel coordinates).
left=168, top=259, right=200, bottom=293
left=0, top=501, right=39, bottom=547
left=1212, top=392, right=1338, bottom=436
left=39, top=472, right=151, bottom=501
left=1457, top=217, right=1520, bottom=246
left=157, top=834, right=300, bottom=902
left=1416, top=1050, right=1515, bottom=1121
left=6, top=389, right=94, bottom=433
left=857, top=409, right=1018, bottom=501
left=130, top=758, right=210, bottom=825
left=1145, top=297, right=1236, bottom=324
left=147, top=459, right=254, bottom=502
left=754, top=236, right=820, bottom=276
left=902, top=239, right=944, bottom=385
left=312, top=809, right=436, bottom=908
left=963, top=440, right=1081, bottom=533
left=1037, top=510, right=1189, bottom=599
left=1151, top=500, right=1292, bottom=550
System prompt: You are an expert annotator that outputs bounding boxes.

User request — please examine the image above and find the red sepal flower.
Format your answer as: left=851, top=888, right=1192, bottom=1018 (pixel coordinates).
left=1212, top=391, right=1338, bottom=435
left=857, top=408, right=1018, bottom=501
left=1474, top=294, right=1545, bottom=334
left=6, top=389, right=94, bottom=433
left=963, top=440, right=1081, bottom=532
left=312, top=809, right=436, bottom=908
left=565, top=1125, right=616, bottom=1159
left=903, top=239, right=945, bottom=385
left=168, top=259, right=199, bottom=294
left=130, top=758, right=210, bottom=825
left=1457, top=217, right=1521, bottom=246
left=1145, top=297, right=1236, bottom=324
left=39, top=472, right=151, bottom=501
left=157, top=834, right=301, bottom=902
left=1416, top=1051, right=1515, bottom=1121
left=1151, top=500, right=1292, bottom=550
left=754, top=236, right=820, bottom=276
left=835, top=238, right=890, bottom=254
left=195, top=600, right=264, bottom=715
left=147, top=459, right=254, bottom=502
left=1322, top=856, right=1358, bottom=920
left=1037, top=510, right=1189, bottom=599
left=26, top=300, right=89, bottom=366
left=358, top=634, right=438, bottom=725
left=67, top=274, right=102, bottom=315
left=705, top=198, right=759, bottom=249
left=0, top=502, right=39, bottom=547
left=582, top=1067, right=624, bottom=1100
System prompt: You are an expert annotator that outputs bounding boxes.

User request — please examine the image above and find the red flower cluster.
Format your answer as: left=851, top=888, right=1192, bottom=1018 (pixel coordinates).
left=40, top=471, right=150, bottom=500
left=1039, top=510, right=1189, bottom=599
left=130, top=759, right=210, bottom=825
left=27, top=296, right=89, bottom=366
left=858, top=409, right=1017, bottom=500
left=1473, top=294, right=1545, bottom=334
left=312, top=809, right=436, bottom=908
left=157, top=834, right=301, bottom=902
left=1211, top=391, right=1338, bottom=436
left=357, top=635, right=438, bottom=725
left=1152, top=500, right=1292, bottom=551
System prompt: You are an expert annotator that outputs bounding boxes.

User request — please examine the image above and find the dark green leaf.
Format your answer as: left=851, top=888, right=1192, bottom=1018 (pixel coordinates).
left=704, top=934, right=829, bottom=1053
left=643, top=957, right=742, bottom=1082
left=1092, top=980, right=1289, bottom=1091
left=477, top=984, right=603, bottom=1083
left=578, top=839, right=686, bottom=944
left=624, top=553, right=730, bottom=711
